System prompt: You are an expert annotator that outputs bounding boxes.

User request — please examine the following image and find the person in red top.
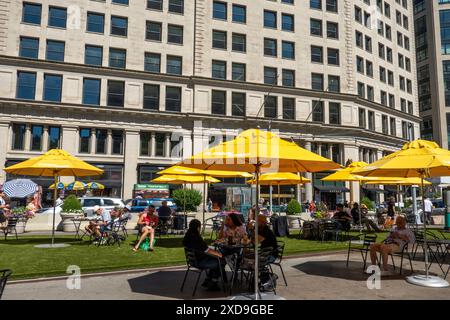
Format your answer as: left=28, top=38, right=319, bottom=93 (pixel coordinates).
left=133, top=205, right=158, bottom=252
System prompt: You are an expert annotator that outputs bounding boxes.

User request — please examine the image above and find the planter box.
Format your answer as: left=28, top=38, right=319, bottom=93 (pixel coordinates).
left=60, top=213, right=84, bottom=232
left=286, top=215, right=301, bottom=229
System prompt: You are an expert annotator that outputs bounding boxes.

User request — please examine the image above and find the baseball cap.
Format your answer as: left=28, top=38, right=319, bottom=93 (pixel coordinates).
left=93, top=205, right=100, bottom=212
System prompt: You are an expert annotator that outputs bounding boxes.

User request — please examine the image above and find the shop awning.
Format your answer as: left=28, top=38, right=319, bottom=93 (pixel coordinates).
left=314, top=185, right=350, bottom=193
left=362, top=186, right=385, bottom=193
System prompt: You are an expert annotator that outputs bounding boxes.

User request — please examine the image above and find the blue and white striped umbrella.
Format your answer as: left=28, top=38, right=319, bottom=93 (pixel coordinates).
left=3, top=179, right=38, bottom=198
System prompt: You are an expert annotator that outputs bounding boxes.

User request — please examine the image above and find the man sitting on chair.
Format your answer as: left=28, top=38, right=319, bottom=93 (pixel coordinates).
left=368, top=215, right=415, bottom=276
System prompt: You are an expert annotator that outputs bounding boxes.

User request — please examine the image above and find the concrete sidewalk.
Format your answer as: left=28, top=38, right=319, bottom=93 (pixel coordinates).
left=3, top=252, right=449, bottom=300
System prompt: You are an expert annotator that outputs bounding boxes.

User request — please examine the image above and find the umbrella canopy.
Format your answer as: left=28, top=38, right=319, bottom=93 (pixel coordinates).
left=158, top=165, right=252, bottom=178
left=2, top=179, right=38, bottom=198
left=66, top=181, right=87, bottom=191
left=321, top=161, right=370, bottom=182
left=151, top=175, right=220, bottom=184
left=49, top=182, right=67, bottom=190
left=179, top=129, right=340, bottom=173
left=86, top=182, right=105, bottom=190
left=363, top=178, right=432, bottom=186
left=246, top=172, right=311, bottom=185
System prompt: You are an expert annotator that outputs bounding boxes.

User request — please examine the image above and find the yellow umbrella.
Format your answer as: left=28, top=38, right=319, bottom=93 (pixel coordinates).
left=67, top=181, right=87, bottom=191
left=179, top=128, right=340, bottom=298
left=49, top=182, right=67, bottom=190
left=247, top=172, right=310, bottom=209
left=354, top=140, right=450, bottom=288
left=4, top=149, right=103, bottom=247
left=363, top=178, right=431, bottom=186
left=86, top=182, right=105, bottom=190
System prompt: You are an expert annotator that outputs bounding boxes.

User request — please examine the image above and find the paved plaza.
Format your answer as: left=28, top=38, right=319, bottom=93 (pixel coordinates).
left=4, top=252, right=449, bottom=300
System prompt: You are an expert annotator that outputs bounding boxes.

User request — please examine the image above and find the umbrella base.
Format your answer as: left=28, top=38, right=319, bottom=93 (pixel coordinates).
left=406, top=274, right=449, bottom=288
left=34, top=243, right=71, bottom=248
left=229, top=293, right=286, bottom=300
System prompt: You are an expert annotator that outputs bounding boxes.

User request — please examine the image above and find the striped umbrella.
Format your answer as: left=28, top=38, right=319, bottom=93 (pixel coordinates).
left=49, top=182, right=67, bottom=190
left=3, top=179, right=38, bottom=198
left=86, top=182, right=105, bottom=190
left=66, top=181, right=87, bottom=191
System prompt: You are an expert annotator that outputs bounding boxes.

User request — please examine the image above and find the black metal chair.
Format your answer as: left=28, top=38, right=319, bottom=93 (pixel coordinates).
left=2, top=217, right=19, bottom=240
left=180, top=247, right=225, bottom=297
left=202, top=216, right=222, bottom=240
left=0, top=269, right=12, bottom=300
left=269, top=241, right=287, bottom=286
left=240, top=246, right=277, bottom=294
left=321, top=220, right=342, bottom=243
left=346, top=233, right=377, bottom=270
left=380, top=242, right=414, bottom=275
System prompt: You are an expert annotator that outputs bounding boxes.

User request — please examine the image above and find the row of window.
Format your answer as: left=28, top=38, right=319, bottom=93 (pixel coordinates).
left=78, top=128, right=124, bottom=154
left=11, top=124, right=60, bottom=151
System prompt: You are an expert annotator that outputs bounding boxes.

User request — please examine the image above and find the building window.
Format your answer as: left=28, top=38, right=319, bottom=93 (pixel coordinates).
left=166, top=86, right=182, bottom=112
left=264, top=10, right=277, bottom=28
left=264, top=67, right=277, bottom=85
left=328, top=75, right=340, bottom=92
left=147, top=0, right=163, bottom=10
left=144, top=52, right=161, bottom=73
left=83, top=78, right=101, bottom=106
left=310, top=0, right=322, bottom=10
left=232, top=4, right=246, bottom=23
left=326, top=0, right=338, bottom=12
left=390, top=117, right=396, bottom=136
left=367, top=86, right=374, bottom=101
left=329, top=102, right=340, bottom=125
left=213, top=30, right=227, bottom=49
left=366, top=60, right=373, bottom=77
left=357, top=82, right=365, bottom=98
left=310, top=19, right=322, bottom=36
left=43, top=74, right=62, bottom=102
left=79, top=128, right=91, bottom=153
left=212, top=90, right=226, bottom=115
left=212, top=60, right=226, bottom=79
left=264, top=38, right=277, bottom=56
left=143, top=84, right=160, bottom=110
left=155, top=133, right=165, bottom=157
left=109, top=48, right=126, bottom=69
left=140, top=132, right=151, bottom=156
left=85, top=45, right=103, bottom=66
left=48, top=126, right=60, bottom=149
left=22, top=3, right=41, bottom=25
left=111, top=16, right=128, bottom=36
left=356, top=31, right=363, bottom=47
left=389, top=94, right=395, bottom=108
left=282, top=69, right=295, bottom=87
left=232, top=92, right=246, bottom=116
left=441, top=10, right=450, bottom=55
left=356, top=56, right=364, bottom=73
left=113, top=0, right=129, bottom=4
left=380, top=91, right=387, bottom=105
left=213, top=1, right=227, bottom=20
left=264, top=96, right=277, bottom=118
left=12, top=124, right=26, bottom=150
left=30, top=125, right=43, bottom=151
left=365, top=35, right=372, bottom=52
left=368, top=111, right=375, bottom=130
left=311, top=73, right=324, bottom=91
left=46, top=40, right=65, bottom=61
left=168, top=24, right=183, bottom=44
left=282, top=14, right=294, bottom=31
left=169, top=0, right=184, bottom=14
left=146, top=21, right=162, bottom=41
left=48, top=7, right=67, bottom=28
left=444, top=61, right=450, bottom=106
left=312, top=100, right=324, bottom=122
left=359, top=108, right=366, bottom=128
left=107, top=81, right=125, bottom=107
left=112, top=130, right=124, bottom=155
left=96, top=129, right=107, bottom=154
left=282, top=41, right=295, bottom=59
left=16, top=71, right=36, bottom=100
left=87, top=12, right=104, bottom=33
left=327, top=48, right=339, bottom=65
left=166, top=55, right=182, bottom=75
left=19, top=37, right=39, bottom=59
left=311, top=46, right=323, bottom=63
left=282, top=98, right=295, bottom=120
left=232, top=33, right=246, bottom=52
left=382, top=115, right=388, bottom=134
left=327, top=22, right=338, bottom=39
left=232, top=63, right=246, bottom=81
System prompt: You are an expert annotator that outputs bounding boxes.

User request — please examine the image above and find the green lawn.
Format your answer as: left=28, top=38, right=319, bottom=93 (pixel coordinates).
left=0, top=231, right=392, bottom=280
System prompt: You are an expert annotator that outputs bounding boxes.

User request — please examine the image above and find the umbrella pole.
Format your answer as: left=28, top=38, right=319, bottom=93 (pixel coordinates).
left=269, top=184, right=272, bottom=213
left=184, top=183, right=187, bottom=230
left=254, top=164, right=261, bottom=300
left=278, top=184, right=280, bottom=207
left=52, top=173, right=57, bottom=246
left=397, top=184, right=401, bottom=212
left=421, top=177, right=429, bottom=279
left=358, top=181, right=362, bottom=229
left=203, top=175, right=206, bottom=227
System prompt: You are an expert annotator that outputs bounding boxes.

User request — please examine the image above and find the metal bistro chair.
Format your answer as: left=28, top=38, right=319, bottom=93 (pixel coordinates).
left=105, top=218, right=128, bottom=247
left=0, top=269, right=12, bottom=300
left=202, top=216, right=222, bottom=241
left=240, top=246, right=277, bottom=294
left=346, top=233, right=378, bottom=271
left=268, top=241, right=287, bottom=286
left=321, top=219, right=342, bottom=243
left=2, top=217, right=19, bottom=241
left=379, top=242, right=414, bottom=275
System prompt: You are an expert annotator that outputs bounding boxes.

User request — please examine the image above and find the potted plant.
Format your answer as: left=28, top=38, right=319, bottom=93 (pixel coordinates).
left=9, top=206, right=34, bottom=233
left=286, top=199, right=302, bottom=228
left=60, top=195, right=84, bottom=232
left=172, top=189, right=202, bottom=226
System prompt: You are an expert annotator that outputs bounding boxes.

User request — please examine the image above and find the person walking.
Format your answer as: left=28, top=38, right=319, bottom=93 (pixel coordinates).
left=423, top=197, right=433, bottom=225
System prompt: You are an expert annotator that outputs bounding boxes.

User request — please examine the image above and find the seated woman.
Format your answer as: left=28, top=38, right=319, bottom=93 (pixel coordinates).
left=333, top=203, right=352, bottom=231
left=219, top=213, right=247, bottom=245
left=133, top=205, right=158, bottom=252
left=183, top=219, right=224, bottom=291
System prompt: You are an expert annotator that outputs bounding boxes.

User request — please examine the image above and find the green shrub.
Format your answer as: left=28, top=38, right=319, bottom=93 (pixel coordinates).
left=172, top=188, right=202, bottom=212
left=61, top=195, right=83, bottom=214
left=361, top=196, right=375, bottom=210
left=286, top=199, right=301, bottom=215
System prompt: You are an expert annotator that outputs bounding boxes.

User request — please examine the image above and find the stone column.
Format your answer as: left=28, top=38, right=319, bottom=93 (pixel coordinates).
left=106, top=129, right=112, bottom=155
left=24, top=124, right=31, bottom=151
left=0, top=123, right=10, bottom=183
left=182, top=132, right=193, bottom=159
left=123, top=130, right=140, bottom=200
left=90, top=129, right=96, bottom=154
left=344, top=144, right=360, bottom=202
left=150, top=132, right=156, bottom=157
left=165, top=133, right=171, bottom=158
left=42, top=126, right=49, bottom=151
left=60, top=126, right=79, bottom=184
left=304, top=141, right=313, bottom=202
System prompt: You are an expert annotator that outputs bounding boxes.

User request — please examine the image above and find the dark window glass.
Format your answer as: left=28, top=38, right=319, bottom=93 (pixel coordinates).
left=213, top=30, right=227, bottom=49
left=326, top=0, right=338, bottom=12
left=111, top=16, right=128, bottom=36
left=79, top=128, right=91, bottom=153
left=311, top=46, right=323, bottom=63
left=107, top=81, right=125, bottom=107
left=444, top=61, right=450, bottom=106
left=166, top=86, right=182, bottom=112
left=264, top=96, right=277, bottom=118
left=22, top=3, right=41, bottom=25
left=109, top=48, right=126, bottom=69
left=359, top=108, right=366, bottom=128
left=147, top=0, right=163, bottom=10
left=329, top=102, right=340, bottom=124
left=12, top=124, right=26, bottom=150
left=282, top=14, right=294, bottom=31
left=310, top=19, right=322, bottom=36
left=155, top=133, right=165, bottom=157
left=168, top=25, right=183, bottom=44
left=328, top=75, right=340, bottom=92
left=232, top=63, right=246, bottom=81
left=327, top=48, right=339, bottom=65
left=166, top=55, right=182, bottom=75
left=312, top=100, right=324, bottom=122
left=232, top=92, right=245, bottom=116
left=440, top=10, right=450, bottom=55
left=213, top=1, right=227, bottom=20
left=311, top=73, right=323, bottom=91
left=43, top=74, right=62, bottom=102
left=144, top=53, right=161, bottom=72
left=30, top=125, right=43, bottom=151
left=113, top=0, right=129, bottom=4
left=212, top=60, right=226, bottom=79
left=146, top=21, right=162, bottom=41
left=46, top=40, right=65, bottom=61
left=83, top=78, right=101, bottom=105
left=19, top=37, right=39, bottom=59
left=169, top=0, right=184, bottom=14
left=87, top=12, right=104, bottom=33
left=16, top=72, right=36, bottom=100
left=282, top=69, right=295, bottom=87
left=232, top=5, right=246, bottom=23
left=96, top=129, right=107, bottom=154
left=85, top=45, right=103, bottom=66
left=264, top=38, right=277, bottom=56
left=283, top=98, right=295, bottom=120
left=212, top=90, right=226, bottom=115
left=264, top=67, right=277, bottom=85
left=140, top=132, right=151, bottom=156
left=112, top=130, right=123, bottom=155
left=327, top=22, right=338, bottom=39
left=48, top=7, right=67, bottom=28
left=310, top=0, right=322, bottom=10
left=232, top=33, right=246, bottom=52
left=143, top=84, right=160, bottom=110
left=48, top=126, right=60, bottom=149
left=282, top=41, right=295, bottom=59
left=264, top=10, right=277, bottom=28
